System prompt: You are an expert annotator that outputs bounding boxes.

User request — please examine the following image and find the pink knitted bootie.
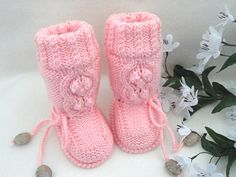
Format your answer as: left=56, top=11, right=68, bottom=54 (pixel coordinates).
left=14, top=21, right=114, bottom=173
left=105, top=12, right=179, bottom=156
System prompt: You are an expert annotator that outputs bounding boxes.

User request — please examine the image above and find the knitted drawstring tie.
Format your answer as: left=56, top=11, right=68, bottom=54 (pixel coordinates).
left=148, top=97, right=181, bottom=161
left=13, top=108, right=70, bottom=176
left=148, top=97, right=183, bottom=177
left=32, top=109, right=70, bottom=165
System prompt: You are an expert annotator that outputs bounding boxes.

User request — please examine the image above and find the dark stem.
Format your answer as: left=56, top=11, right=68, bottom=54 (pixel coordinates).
left=209, top=155, right=215, bottom=163
left=164, top=52, right=171, bottom=78
left=192, top=130, right=202, bottom=138
left=215, top=156, right=221, bottom=165
left=222, top=41, right=236, bottom=47
left=190, top=152, right=211, bottom=161
left=162, top=76, right=169, bottom=79
left=220, top=53, right=231, bottom=57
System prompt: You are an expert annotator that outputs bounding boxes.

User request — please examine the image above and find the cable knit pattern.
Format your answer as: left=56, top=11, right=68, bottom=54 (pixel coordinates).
left=105, top=12, right=167, bottom=153
left=35, top=21, right=113, bottom=168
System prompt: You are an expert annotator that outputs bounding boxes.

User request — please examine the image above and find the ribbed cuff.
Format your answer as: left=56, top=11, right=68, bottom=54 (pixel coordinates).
left=105, top=12, right=162, bottom=59
left=35, top=21, right=99, bottom=70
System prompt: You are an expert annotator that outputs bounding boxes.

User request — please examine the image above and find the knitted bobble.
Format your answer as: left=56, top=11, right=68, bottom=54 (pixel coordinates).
left=105, top=12, right=162, bottom=59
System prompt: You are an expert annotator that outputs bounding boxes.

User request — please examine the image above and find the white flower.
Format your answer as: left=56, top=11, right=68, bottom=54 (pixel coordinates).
left=224, top=106, right=236, bottom=124
left=226, top=80, right=236, bottom=96
left=227, top=129, right=236, bottom=141
left=178, top=106, right=194, bottom=120
left=163, top=34, right=180, bottom=52
left=187, top=59, right=206, bottom=75
left=172, top=155, right=191, bottom=168
left=160, top=86, right=179, bottom=112
left=180, top=77, right=192, bottom=97
left=175, top=77, right=198, bottom=119
left=177, top=124, right=192, bottom=136
left=218, top=5, right=235, bottom=26
left=193, top=163, right=224, bottom=177
left=172, top=155, right=191, bottom=169
left=196, top=26, right=223, bottom=65
left=171, top=154, right=192, bottom=177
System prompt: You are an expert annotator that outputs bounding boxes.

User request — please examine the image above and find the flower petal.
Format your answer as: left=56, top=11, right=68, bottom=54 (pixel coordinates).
left=227, top=129, right=236, bottom=141
left=178, top=125, right=191, bottom=136
left=161, top=99, right=171, bottom=112
left=172, top=42, right=180, bottom=50
left=207, top=163, right=217, bottom=174
left=196, top=52, right=209, bottom=60
left=213, top=51, right=221, bottom=59
left=234, top=143, right=236, bottom=149
left=166, top=34, right=173, bottom=43
left=213, top=172, right=225, bottom=177
left=225, top=5, right=235, bottom=22
left=179, top=108, right=191, bottom=119
left=193, top=164, right=206, bottom=174
left=172, top=154, right=191, bottom=168
left=209, top=26, right=218, bottom=35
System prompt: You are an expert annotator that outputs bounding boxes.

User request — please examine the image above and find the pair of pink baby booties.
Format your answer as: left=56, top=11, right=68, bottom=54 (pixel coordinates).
left=33, top=12, right=178, bottom=169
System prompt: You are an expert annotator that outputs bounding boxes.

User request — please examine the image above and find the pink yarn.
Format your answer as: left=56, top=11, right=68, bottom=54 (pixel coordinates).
left=34, top=21, right=114, bottom=168
left=105, top=12, right=180, bottom=158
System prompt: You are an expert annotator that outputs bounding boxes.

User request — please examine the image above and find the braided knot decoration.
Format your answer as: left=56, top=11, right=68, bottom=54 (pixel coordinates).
left=60, top=69, right=94, bottom=114
left=124, top=62, right=153, bottom=104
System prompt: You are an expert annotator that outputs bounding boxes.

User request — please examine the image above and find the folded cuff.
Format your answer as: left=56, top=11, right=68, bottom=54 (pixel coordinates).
left=35, top=21, right=99, bottom=70
left=105, top=12, right=162, bottom=59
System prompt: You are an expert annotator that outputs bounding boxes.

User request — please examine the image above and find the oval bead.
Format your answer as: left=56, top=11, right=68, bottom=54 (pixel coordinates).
left=36, top=165, right=52, bottom=177
left=165, top=159, right=182, bottom=176
left=14, top=132, right=32, bottom=146
left=183, top=131, right=200, bottom=146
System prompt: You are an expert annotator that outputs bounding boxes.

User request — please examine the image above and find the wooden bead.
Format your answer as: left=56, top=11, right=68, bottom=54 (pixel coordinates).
left=165, top=159, right=182, bottom=176
left=183, top=131, right=200, bottom=147
left=36, top=165, right=52, bottom=177
left=14, top=132, right=32, bottom=145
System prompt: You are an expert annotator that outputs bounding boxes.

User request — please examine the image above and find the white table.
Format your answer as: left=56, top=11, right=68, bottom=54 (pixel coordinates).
left=0, top=72, right=235, bottom=177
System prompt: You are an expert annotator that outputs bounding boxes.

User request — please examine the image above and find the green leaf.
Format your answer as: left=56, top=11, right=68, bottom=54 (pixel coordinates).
left=219, top=53, right=236, bottom=72
left=201, top=133, right=228, bottom=157
left=212, top=95, right=236, bottom=113
left=226, top=150, right=236, bottom=177
left=169, top=82, right=181, bottom=89
left=212, top=82, right=234, bottom=96
left=202, top=66, right=217, bottom=97
left=163, top=77, right=181, bottom=89
left=191, top=96, right=215, bottom=115
left=173, top=65, right=183, bottom=78
left=173, top=65, right=202, bottom=90
left=205, top=127, right=235, bottom=148
left=163, top=77, right=179, bottom=87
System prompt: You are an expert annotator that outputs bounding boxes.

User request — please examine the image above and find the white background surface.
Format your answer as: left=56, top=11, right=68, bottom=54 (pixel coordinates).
left=1, top=0, right=236, bottom=177
left=1, top=73, right=235, bottom=177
